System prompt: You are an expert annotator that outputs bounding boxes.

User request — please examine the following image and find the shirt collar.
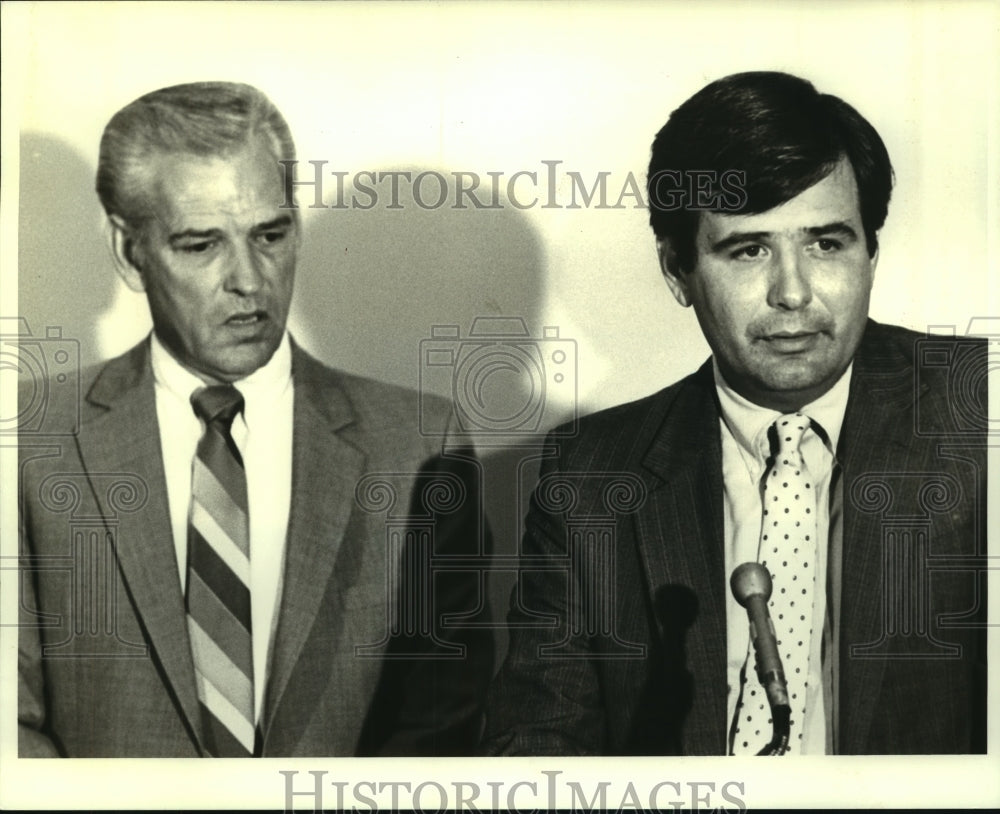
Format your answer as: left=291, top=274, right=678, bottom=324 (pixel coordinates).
left=713, top=358, right=852, bottom=461
left=150, top=331, right=292, bottom=418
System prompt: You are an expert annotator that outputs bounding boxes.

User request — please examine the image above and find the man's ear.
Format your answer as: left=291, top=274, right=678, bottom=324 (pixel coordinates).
left=656, top=237, right=691, bottom=307
left=107, top=214, right=147, bottom=293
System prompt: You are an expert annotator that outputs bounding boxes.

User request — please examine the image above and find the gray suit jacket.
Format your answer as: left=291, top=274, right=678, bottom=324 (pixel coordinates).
left=19, top=338, right=493, bottom=756
left=483, top=320, right=986, bottom=754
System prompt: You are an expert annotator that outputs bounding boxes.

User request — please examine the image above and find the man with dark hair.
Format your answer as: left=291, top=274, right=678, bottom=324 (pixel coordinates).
left=482, top=71, right=986, bottom=755
left=19, top=82, right=493, bottom=757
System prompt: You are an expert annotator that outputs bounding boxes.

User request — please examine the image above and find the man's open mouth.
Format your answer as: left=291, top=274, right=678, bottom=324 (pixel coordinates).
left=226, top=311, right=267, bottom=326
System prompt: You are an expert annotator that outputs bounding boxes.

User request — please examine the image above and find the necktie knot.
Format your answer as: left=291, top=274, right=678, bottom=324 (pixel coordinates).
left=191, top=385, right=244, bottom=429
left=774, top=412, right=809, bottom=455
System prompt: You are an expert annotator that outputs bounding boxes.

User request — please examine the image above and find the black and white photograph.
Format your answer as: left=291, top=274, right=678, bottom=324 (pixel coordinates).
left=1, top=0, right=996, bottom=809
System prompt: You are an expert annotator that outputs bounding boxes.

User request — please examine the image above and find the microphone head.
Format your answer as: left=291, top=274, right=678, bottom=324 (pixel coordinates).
left=730, top=562, right=772, bottom=606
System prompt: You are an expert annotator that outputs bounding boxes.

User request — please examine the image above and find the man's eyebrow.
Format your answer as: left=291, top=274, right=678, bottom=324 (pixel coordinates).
left=709, top=231, right=770, bottom=254
left=168, top=228, right=222, bottom=245
left=805, top=221, right=859, bottom=240
left=253, top=215, right=295, bottom=232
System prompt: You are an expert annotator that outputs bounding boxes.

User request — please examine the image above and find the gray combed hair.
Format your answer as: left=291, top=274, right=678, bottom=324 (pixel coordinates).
left=96, top=81, right=295, bottom=224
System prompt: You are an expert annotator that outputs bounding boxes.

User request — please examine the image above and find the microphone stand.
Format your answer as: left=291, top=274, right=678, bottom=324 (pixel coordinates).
left=730, top=562, right=791, bottom=756
left=757, top=703, right=790, bottom=756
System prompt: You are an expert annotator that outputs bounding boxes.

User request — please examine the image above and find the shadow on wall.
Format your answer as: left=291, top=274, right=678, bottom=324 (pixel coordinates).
left=291, top=166, right=544, bottom=392
left=292, top=168, right=569, bottom=670
left=17, top=133, right=120, bottom=370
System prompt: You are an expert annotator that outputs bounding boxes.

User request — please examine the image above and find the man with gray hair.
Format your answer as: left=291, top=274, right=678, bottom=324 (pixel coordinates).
left=19, top=82, right=492, bottom=757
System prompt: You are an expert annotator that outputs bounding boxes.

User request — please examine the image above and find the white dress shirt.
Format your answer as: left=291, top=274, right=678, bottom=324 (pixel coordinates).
left=716, top=360, right=850, bottom=754
left=151, top=332, right=294, bottom=724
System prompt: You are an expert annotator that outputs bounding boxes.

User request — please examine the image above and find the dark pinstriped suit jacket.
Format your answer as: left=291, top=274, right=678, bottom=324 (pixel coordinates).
left=19, top=338, right=493, bottom=757
left=483, top=320, right=986, bottom=754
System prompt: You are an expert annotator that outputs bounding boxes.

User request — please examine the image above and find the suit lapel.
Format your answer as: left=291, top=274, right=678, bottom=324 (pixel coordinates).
left=633, top=361, right=728, bottom=755
left=75, top=340, right=203, bottom=746
left=263, top=348, right=365, bottom=738
left=837, top=323, right=922, bottom=753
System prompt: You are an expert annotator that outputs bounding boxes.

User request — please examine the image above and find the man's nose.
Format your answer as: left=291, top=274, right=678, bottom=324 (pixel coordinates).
left=223, top=245, right=264, bottom=295
left=767, top=248, right=812, bottom=310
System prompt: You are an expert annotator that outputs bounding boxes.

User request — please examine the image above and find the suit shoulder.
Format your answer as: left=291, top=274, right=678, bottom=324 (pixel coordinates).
left=859, top=319, right=988, bottom=434
left=862, top=319, right=986, bottom=367
left=576, top=374, right=693, bottom=432
left=16, top=354, right=117, bottom=436
left=551, top=365, right=708, bottom=466
left=860, top=319, right=988, bottom=393
left=336, top=369, right=443, bottom=421
left=292, top=348, right=451, bottom=437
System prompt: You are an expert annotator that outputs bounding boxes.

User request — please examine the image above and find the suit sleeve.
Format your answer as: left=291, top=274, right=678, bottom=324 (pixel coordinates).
left=480, top=443, right=607, bottom=755
left=18, top=502, right=63, bottom=758
left=355, top=415, right=495, bottom=756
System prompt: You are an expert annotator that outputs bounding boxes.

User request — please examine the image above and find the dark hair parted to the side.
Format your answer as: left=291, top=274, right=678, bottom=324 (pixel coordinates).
left=96, top=81, right=295, bottom=225
left=647, top=71, right=894, bottom=272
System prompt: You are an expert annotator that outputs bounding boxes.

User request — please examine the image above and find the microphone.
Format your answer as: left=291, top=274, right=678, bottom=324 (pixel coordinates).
left=731, top=562, right=790, bottom=755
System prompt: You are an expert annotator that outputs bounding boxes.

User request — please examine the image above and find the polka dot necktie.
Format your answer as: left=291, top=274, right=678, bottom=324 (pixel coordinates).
left=733, top=412, right=817, bottom=754
left=186, top=385, right=255, bottom=757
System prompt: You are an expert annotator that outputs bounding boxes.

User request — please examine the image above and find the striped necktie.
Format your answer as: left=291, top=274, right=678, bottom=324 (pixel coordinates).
left=732, top=412, right=818, bottom=754
left=187, top=385, right=255, bottom=757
